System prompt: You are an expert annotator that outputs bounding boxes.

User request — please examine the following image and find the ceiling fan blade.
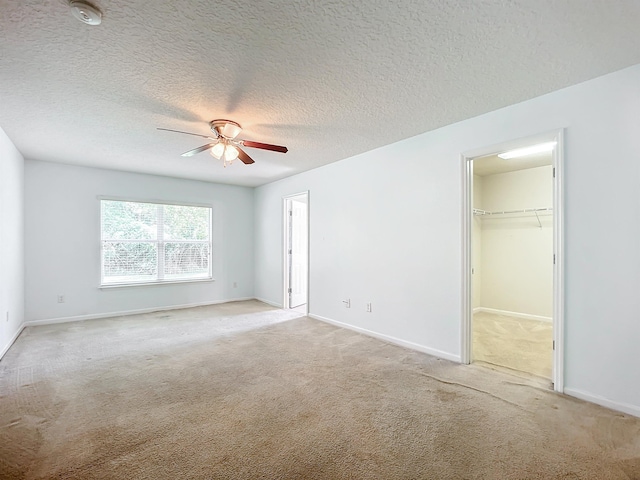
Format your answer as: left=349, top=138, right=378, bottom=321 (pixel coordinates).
left=242, top=140, right=288, bottom=153
left=237, top=147, right=255, bottom=164
left=181, top=143, right=216, bottom=157
left=158, top=127, right=216, bottom=139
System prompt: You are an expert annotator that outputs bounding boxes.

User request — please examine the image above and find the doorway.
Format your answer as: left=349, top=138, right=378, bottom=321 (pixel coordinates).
left=283, top=192, right=309, bottom=313
left=462, top=131, right=564, bottom=392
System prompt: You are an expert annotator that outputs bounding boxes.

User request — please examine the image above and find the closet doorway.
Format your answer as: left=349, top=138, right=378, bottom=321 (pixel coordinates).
left=283, top=192, right=309, bottom=313
left=462, top=132, right=564, bottom=391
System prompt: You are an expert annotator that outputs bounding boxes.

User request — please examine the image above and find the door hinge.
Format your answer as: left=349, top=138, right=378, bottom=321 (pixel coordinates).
left=553, top=340, right=555, bottom=350
left=288, top=288, right=292, bottom=293
left=288, top=249, right=292, bottom=254
left=553, top=254, right=556, bottom=264
left=553, top=167, right=556, bottom=178
left=289, top=210, right=293, bottom=216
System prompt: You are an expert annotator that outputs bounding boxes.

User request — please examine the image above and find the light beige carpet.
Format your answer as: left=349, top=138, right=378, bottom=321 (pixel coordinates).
left=1, top=300, right=639, bottom=479
left=473, top=311, right=553, bottom=380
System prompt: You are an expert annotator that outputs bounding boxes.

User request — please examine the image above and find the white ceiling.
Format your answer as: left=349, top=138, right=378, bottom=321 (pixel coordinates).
left=2, top=1, right=640, bottom=187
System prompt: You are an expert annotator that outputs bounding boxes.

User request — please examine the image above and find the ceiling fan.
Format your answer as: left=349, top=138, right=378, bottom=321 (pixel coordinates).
left=158, top=119, right=288, bottom=167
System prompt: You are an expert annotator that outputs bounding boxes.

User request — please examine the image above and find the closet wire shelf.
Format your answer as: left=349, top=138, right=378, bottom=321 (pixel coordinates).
left=473, top=207, right=553, bottom=228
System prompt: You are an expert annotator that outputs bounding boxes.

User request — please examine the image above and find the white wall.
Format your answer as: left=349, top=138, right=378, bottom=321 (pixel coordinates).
left=0, top=127, right=25, bottom=357
left=478, top=166, right=553, bottom=317
left=254, top=64, right=640, bottom=415
left=25, top=161, right=254, bottom=322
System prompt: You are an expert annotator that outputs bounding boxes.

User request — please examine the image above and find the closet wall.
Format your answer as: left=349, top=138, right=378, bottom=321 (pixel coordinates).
left=474, top=165, right=553, bottom=318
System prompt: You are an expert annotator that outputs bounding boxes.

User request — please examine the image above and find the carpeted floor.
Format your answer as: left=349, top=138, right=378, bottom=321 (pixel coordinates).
left=1, top=300, right=639, bottom=479
left=473, top=311, right=553, bottom=380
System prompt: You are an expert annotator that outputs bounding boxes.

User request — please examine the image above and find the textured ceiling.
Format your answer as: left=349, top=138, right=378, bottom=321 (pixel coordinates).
left=2, top=1, right=640, bottom=187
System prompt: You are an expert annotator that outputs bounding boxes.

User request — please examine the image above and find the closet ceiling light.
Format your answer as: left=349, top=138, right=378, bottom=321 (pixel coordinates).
left=498, top=142, right=557, bottom=159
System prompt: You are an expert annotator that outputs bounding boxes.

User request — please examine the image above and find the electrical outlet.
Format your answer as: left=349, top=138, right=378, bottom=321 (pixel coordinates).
left=343, top=299, right=350, bottom=308
left=366, top=303, right=372, bottom=312
left=57, top=295, right=65, bottom=303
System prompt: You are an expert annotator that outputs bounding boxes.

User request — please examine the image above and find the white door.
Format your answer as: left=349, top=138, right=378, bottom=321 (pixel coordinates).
left=289, top=198, right=308, bottom=308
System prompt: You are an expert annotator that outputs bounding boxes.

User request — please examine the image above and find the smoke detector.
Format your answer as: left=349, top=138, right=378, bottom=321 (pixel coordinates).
left=69, top=1, right=102, bottom=25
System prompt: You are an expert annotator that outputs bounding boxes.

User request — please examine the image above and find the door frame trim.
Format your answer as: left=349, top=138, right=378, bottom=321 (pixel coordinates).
left=461, top=129, right=565, bottom=392
left=282, top=191, right=310, bottom=314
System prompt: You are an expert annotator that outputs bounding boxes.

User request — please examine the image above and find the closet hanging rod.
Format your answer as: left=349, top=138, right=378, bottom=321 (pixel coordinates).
left=473, top=207, right=553, bottom=216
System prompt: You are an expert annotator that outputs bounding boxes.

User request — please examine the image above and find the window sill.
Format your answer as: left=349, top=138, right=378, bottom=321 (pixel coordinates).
left=99, top=278, right=215, bottom=289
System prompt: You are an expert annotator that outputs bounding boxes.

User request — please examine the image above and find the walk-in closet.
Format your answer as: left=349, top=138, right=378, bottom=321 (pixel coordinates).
left=472, top=151, right=553, bottom=381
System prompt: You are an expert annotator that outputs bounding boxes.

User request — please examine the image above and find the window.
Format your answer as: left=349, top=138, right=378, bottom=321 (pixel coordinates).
left=101, top=199, right=212, bottom=286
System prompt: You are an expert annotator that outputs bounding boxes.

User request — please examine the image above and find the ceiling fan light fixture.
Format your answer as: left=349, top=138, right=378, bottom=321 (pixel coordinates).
left=224, top=145, right=239, bottom=162
left=210, top=142, right=225, bottom=159
left=222, top=122, right=242, bottom=139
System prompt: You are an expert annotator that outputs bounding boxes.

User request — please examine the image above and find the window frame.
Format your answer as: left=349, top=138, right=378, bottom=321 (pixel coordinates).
left=99, top=196, right=213, bottom=288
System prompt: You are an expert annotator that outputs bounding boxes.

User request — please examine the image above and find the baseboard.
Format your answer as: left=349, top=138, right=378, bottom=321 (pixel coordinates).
left=474, top=307, right=552, bottom=323
left=309, top=314, right=461, bottom=363
left=0, top=324, right=26, bottom=361
left=254, top=297, right=283, bottom=308
left=23, top=297, right=255, bottom=327
left=564, top=388, right=640, bottom=418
